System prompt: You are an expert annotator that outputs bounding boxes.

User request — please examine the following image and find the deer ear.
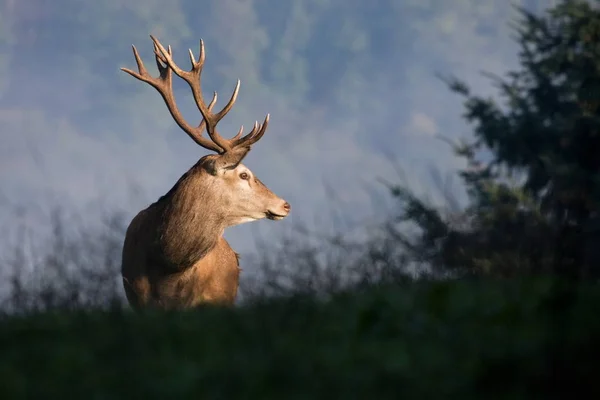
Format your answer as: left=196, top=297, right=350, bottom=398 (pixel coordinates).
left=213, top=146, right=251, bottom=172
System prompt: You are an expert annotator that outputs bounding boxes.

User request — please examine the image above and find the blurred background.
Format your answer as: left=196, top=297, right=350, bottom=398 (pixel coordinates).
left=0, top=0, right=565, bottom=308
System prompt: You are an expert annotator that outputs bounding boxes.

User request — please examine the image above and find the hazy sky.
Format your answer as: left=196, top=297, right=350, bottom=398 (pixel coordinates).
left=0, top=0, right=554, bottom=259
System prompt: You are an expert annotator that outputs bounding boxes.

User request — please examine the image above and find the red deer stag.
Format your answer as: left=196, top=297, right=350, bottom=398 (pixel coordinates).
left=120, top=35, right=290, bottom=310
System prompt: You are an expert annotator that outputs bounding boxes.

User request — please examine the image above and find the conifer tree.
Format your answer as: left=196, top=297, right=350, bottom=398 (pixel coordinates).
left=391, top=0, right=600, bottom=281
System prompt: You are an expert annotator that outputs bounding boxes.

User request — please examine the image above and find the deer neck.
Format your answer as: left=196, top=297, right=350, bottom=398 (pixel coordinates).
left=156, top=169, right=228, bottom=270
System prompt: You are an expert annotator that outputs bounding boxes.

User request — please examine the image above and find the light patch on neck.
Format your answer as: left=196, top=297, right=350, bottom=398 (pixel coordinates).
left=233, top=216, right=259, bottom=225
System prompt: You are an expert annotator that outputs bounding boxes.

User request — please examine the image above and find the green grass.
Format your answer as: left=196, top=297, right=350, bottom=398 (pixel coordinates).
left=0, top=278, right=598, bottom=399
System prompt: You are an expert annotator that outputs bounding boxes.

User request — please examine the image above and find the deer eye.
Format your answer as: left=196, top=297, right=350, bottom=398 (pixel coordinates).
left=239, top=172, right=250, bottom=180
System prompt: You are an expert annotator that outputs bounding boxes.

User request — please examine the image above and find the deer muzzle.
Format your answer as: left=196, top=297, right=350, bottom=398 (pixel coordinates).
left=266, top=201, right=291, bottom=220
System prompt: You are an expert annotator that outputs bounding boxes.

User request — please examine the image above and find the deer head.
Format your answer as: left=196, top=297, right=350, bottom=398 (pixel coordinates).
left=121, top=35, right=290, bottom=227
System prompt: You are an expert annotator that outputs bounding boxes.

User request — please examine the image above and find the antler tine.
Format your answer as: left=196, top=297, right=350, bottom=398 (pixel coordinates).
left=232, top=125, right=244, bottom=141
left=237, top=114, right=270, bottom=147
left=121, top=40, right=223, bottom=153
left=121, top=45, right=150, bottom=82
left=152, top=42, right=169, bottom=71
left=197, top=91, right=218, bottom=131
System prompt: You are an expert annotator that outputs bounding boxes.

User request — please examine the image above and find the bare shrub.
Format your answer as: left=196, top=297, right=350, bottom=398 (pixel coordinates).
left=239, top=219, right=418, bottom=303
left=0, top=205, right=128, bottom=315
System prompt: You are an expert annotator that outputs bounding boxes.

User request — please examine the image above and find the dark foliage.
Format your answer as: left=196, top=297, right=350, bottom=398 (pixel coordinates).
left=389, top=0, right=600, bottom=281
left=0, top=279, right=598, bottom=399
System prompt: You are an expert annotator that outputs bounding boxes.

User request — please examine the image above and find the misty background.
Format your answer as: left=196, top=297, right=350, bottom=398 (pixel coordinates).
left=0, top=0, right=554, bottom=286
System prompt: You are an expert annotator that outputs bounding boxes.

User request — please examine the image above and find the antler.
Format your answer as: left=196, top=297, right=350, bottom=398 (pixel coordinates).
left=121, top=35, right=270, bottom=154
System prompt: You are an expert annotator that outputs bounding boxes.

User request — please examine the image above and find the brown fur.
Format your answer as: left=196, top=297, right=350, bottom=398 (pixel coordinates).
left=121, top=156, right=288, bottom=310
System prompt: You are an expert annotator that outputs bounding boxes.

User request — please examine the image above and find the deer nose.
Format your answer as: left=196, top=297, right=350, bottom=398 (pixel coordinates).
left=283, top=202, right=291, bottom=212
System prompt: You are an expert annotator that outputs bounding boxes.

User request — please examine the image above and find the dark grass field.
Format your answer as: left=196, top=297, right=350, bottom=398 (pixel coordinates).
left=0, top=278, right=598, bottom=399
